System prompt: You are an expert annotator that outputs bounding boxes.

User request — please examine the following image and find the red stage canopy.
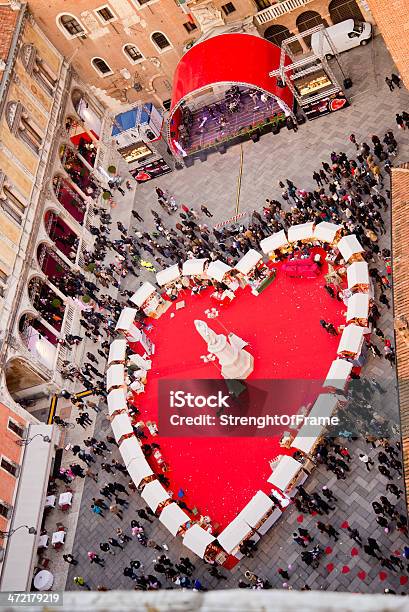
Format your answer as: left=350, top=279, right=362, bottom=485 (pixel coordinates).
left=168, top=33, right=293, bottom=153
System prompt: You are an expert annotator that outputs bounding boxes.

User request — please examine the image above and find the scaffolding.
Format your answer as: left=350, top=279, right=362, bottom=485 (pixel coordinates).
left=269, top=24, right=350, bottom=120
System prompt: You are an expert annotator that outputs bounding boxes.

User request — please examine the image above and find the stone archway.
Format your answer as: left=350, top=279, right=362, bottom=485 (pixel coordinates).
left=329, top=0, right=364, bottom=24
left=296, top=11, right=328, bottom=47
left=264, top=24, right=303, bottom=55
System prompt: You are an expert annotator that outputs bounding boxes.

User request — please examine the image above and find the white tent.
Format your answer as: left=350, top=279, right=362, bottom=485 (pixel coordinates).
left=159, top=503, right=190, bottom=536
left=127, top=457, right=153, bottom=487
left=129, top=354, right=152, bottom=370
left=217, top=516, right=253, bottom=554
left=141, top=479, right=170, bottom=512
left=130, top=282, right=157, bottom=308
left=346, top=293, right=370, bottom=322
left=235, top=249, right=263, bottom=275
left=182, top=258, right=208, bottom=276
left=323, top=359, right=353, bottom=390
left=111, top=412, right=134, bottom=442
left=108, top=338, right=127, bottom=365
left=337, top=324, right=365, bottom=356
left=238, top=491, right=274, bottom=528
left=267, top=456, right=304, bottom=492
left=313, top=222, right=341, bottom=243
left=183, top=525, right=215, bottom=558
left=337, top=235, right=364, bottom=262
left=309, top=394, right=339, bottom=420
left=287, top=222, right=315, bottom=243
left=115, top=307, right=137, bottom=332
left=156, top=264, right=181, bottom=287
left=119, top=435, right=144, bottom=467
left=107, top=388, right=127, bottom=416
left=106, top=364, right=125, bottom=392
left=347, top=261, right=369, bottom=289
left=207, top=260, right=231, bottom=282
left=259, top=230, right=288, bottom=254
left=291, top=427, right=321, bottom=455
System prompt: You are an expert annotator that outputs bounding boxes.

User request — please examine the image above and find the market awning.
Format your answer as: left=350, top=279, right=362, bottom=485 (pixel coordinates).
left=106, top=364, right=125, bottom=392
left=119, top=435, right=144, bottom=467
left=116, top=307, right=138, bottom=332
left=287, top=222, right=315, bottom=242
left=347, top=261, right=369, bottom=289
left=207, top=260, right=231, bottom=282
left=259, top=230, right=288, bottom=254
left=108, top=338, right=127, bottom=365
left=238, top=491, right=274, bottom=528
left=337, top=234, right=364, bottom=262
left=234, top=249, right=263, bottom=275
left=313, top=222, right=341, bottom=243
left=156, top=264, right=181, bottom=287
left=111, top=412, right=134, bottom=443
left=267, top=455, right=304, bottom=492
left=159, top=502, right=190, bottom=536
left=183, top=524, right=215, bottom=558
left=217, top=516, right=253, bottom=554
left=323, top=359, right=353, bottom=390
left=107, top=388, right=127, bottom=416
left=127, top=457, right=154, bottom=487
left=309, top=394, right=339, bottom=420
left=168, top=33, right=294, bottom=155
left=337, top=324, right=365, bottom=356
left=346, top=292, right=370, bottom=322
left=131, top=282, right=157, bottom=308
left=182, top=258, right=208, bottom=276
left=141, top=479, right=170, bottom=512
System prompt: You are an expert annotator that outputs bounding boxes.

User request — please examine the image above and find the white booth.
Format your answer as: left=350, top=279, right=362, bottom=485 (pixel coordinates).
left=127, top=457, right=154, bottom=488
left=323, top=359, right=353, bottom=391
left=119, top=435, right=144, bottom=467
left=346, top=293, right=370, bottom=326
left=313, top=222, right=342, bottom=244
left=131, top=281, right=167, bottom=318
left=217, top=516, right=254, bottom=556
left=259, top=230, right=289, bottom=260
left=267, top=455, right=308, bottom=495
left=156, top=264, right=181, bottom=288
left=116, top=308, right=142, bottom=342
left=108, top=338, right=127, bottom=366
left=347, top=261, right=369, bottom=292
left=159, top=502, right=190, bottom=536
left=141, top=479, right=170, bottom=512
left=337, top=235, right=365, bottom=263
left=183, top=524, right=216, bottom=559
left=207, top=260, right=233, bottom=284
left=106, top=364, right=125, bottom=393
left=111, top=412, right=134, bottom=445
left=237, top=490, right=281, bottom=535
left=337, top=324, right=366, bottom=360
left=182, top=258, right=208, bottom=278
left=234, top=249, right=274, bottom=294
left=107, top=388, right=127, bottom=416
left=287, top=222, right=315, bottom=243
left=291, top=394, right=339, bottom=456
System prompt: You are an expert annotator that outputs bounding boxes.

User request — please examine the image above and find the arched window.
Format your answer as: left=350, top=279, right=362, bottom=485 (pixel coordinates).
left=151, top=32, right=171, bottom=51
left=5, top=102, right=42, bottom=155
left=91, top=57, right=113, bottom=76
left=123, top=44, right=144, bottom=64
left=0, top=175, right=26, bottom=225
left=21, top=44, right=57, bottom=96
left=59, top=14, right=85, bottom=38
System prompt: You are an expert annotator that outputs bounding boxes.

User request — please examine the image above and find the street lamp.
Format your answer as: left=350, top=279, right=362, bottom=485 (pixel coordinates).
left=16, top=434, right=52, bottom=447
left=0, top=525, right=37, bottom=538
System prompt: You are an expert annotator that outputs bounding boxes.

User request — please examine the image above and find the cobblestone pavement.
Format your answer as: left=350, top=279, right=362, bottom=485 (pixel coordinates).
left=65, top=35, right=409, bottom=594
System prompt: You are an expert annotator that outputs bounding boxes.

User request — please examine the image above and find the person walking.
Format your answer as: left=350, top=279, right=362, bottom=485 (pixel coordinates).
left=100, top=542, right=115, bottom=555
left=201, top=204, right=213, bottom=218
left=73, top=576, right=91, bottom=590
left=293, top=532, right=307, bottom=547
left=359, top=453, right=374, bottom=470
left=137, top=508, right=153, bottom=523
left=322, top=486, right=337, bottom=502
left=108, top=537, right=124, bottom=551
left=63, top=553, right=78, bottom=565
left=385, top=76, right=394, bottom=91
left=396, top=113, right=405, bottom=130
left=109, top=503, right=123, bottom=520
left=391, top=73, right=402, bottom=88
left=88, top=551, right=105, bottom=567
left=326, top=524, right=339, bottom=541
left=347, top=526, right=362, bottom=545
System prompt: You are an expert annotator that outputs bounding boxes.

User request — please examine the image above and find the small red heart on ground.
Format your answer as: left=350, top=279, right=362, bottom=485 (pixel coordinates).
left=342, top=566, right=350, bottom=574
left=400, top=576, right=408, bottom=586
left=351, top=547, right=359, bottom=556
left=394, top=550, right=401, bottom=556
left=326, top=563, right=334, bottom=573
left=341, top=521, right=349, bottom=529
left=358, top=571, right=366, bottom=580
left=297, top=515, right=304, bottom=523
left=379, top=571, right=387, bottom=581
left=325, top=546, right=333, bottom=555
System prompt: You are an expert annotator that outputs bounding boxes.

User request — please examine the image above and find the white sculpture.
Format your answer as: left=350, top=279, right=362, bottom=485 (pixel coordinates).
left=194, top=320, right=254, bottom=379
left=189, top=1, right=225, bottom=33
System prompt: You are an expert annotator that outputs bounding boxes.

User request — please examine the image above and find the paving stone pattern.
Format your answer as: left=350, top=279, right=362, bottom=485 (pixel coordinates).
left=65, top=36, right=409, bottom=594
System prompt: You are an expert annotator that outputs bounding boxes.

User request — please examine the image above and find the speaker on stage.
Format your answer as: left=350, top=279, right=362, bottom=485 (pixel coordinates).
left=343, top=77, right=353, bottom=89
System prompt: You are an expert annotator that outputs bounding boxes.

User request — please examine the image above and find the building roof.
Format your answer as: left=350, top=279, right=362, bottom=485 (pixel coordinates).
left=0, top=5, right=19, bottom=65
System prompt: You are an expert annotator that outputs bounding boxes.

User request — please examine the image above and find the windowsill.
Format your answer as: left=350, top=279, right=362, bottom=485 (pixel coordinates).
left=134, top=0, right=159, bottom=9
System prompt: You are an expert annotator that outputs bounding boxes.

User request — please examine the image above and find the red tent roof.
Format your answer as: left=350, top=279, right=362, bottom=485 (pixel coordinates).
left=170, top=33, right=293, bottom=113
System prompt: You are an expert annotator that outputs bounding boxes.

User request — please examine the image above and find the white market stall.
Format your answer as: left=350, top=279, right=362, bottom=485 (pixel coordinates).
left=130, top=281, right=167, bottom=318
left=234, top=249, right=274, bottom=294
left=217, top=516, right=254, bottom=556
left=207, top=260, right=232, bottom=284
left=141, top=479, right=170, bottom=512
left=107, top=388, right=127, bottom=416
left=108, top=338, right=127, bottom=366
left=259, top=230, right=289, bottom=260
left=267, top=455, right=308, bottom=495
left=119, top=435, right=144, bottom=467
left=346, top=292, right=370, bottom=326
left=115, top=307, right=155, bottom=355
left=159, top=502, right=190, bottom=536
left=182, top=258, right=208, bottom=277
left=183, top=524, right=216, bottom=559
left=106, top=364, right=126, bottom=393
left=156, top=264, right=181, bottom=287
left=313, top=222, right=342, bottom=244
left=347, top=261, right=369, bottom=291
left=127, top=456, right=154, bottom=488
left=291, top=394, right=339, bottom=456
left=337, top=324, right=366, bottom=360
left=237, top=490, right=281, bottom=534
left=309, top=393, right=339, bottom=420
left=287, top=222, right=315, bottom=243
left=111, top=412, right=134, bottom=445
left=337, top=234, right=364, bottom=263
left=323, top=359, right=353, bottom=391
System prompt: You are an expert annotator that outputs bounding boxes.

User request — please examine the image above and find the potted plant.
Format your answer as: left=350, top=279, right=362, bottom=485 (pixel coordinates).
left=107, top=165, right=117, bottom=175
left=102, top=191, right=111, bottom=201
left=82, top=295, right=91, bottom=304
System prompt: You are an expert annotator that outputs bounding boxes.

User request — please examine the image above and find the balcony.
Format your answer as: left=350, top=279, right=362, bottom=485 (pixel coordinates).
left=255, top=0, right=313, bottom=24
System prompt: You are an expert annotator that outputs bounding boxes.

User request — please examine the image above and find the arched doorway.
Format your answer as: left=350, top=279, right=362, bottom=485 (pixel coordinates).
left=264, top=24, right=303, bottom=55
left=27, top=276, right=65, bottom=332
left=44, top=210, right=79, bottom=262
left=296, top=11, right=328, bottom=47
left=53, top=175, right=86, bottom=224
left=59, top=144, right=100, bottom=199
left=329, top=0, right=364, bottom=24
left=19, top=314, right=58, bottom=371
left=4, top=356, right=50, bottom=419
left=37, top=243, right=74, bottom=295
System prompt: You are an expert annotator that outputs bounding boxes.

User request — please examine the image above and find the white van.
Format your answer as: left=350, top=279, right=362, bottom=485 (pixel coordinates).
left=311, top=19, right=372, bottom=59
